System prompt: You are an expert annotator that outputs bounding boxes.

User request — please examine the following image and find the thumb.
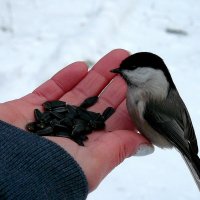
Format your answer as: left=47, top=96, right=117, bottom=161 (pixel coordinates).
left=94, top=130, right=154, bottom=169
left=86, top=130, right=154, bottom=191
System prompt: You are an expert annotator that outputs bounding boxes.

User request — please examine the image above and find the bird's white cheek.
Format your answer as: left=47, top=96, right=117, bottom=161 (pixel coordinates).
left=123, top=68, right=169, bottom=100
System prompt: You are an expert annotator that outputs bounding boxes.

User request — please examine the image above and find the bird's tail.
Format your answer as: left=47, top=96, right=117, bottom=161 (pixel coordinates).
left=182, top=154, right=200, bottom=191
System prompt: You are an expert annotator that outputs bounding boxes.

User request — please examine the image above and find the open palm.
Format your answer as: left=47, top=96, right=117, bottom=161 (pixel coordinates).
left=0, top=49, right=151, bottom=191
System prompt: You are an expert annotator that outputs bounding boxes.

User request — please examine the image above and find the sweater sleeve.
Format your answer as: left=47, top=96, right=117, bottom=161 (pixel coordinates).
left=0, top=120, right=88, bottom=200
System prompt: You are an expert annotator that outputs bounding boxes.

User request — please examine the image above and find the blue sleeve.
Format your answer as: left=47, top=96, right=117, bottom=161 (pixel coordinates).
left=0, top=120, right=88, bottom=200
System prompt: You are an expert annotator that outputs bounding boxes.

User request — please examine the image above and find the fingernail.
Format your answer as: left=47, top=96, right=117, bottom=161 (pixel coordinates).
left=134, top=144, right=154, bottom=156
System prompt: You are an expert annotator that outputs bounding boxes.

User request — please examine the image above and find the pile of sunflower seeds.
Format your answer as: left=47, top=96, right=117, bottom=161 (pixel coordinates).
left=26, top=96, right=115, bottom=146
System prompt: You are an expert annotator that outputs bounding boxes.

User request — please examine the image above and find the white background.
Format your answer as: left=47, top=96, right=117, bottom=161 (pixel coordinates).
left=0, top=0, right=200, bottom=199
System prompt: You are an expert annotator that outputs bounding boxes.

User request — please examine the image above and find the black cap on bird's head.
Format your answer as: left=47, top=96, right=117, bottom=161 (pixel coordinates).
left=120, top=52, right=166, bottom=69
left=111, top=52, right=175, bottom=88
left=111, top=52, right=165, bottom=72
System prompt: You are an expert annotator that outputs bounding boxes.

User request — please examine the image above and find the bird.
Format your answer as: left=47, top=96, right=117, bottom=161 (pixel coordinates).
left=111, top=52, right=200, bottom=190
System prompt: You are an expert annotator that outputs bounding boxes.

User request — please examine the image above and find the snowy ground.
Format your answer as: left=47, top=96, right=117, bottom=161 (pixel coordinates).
left=0, top=0, right=200, bottom=199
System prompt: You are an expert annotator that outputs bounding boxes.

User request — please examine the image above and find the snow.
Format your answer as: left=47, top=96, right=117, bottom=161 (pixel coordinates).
left=0, top=0, right=200, bottom=199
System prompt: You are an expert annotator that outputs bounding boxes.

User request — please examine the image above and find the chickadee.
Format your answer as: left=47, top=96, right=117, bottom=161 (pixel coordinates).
left=111, top=52, right=200, bottom=190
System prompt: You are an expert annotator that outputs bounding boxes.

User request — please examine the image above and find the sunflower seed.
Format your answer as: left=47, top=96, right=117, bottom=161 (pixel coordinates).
left=34, top=109, right=42, bottom=121
left=36, top=126, right=54, bottom=136
left=43, top=100, right=66, bottom=111
left=102, top=107, right=115, bottom=120
left=72, top=119, right=88, bottom=136
left=80, top=96, right=98, bottom=108
left=26, top=122, right=37, bottom=132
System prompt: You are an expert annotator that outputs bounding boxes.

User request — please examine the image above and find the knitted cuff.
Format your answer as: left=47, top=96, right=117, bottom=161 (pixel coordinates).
left=0, top=120, right=88, bottom=200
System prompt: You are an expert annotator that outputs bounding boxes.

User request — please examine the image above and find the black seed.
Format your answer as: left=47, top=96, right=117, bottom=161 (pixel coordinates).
left=35, top=126, right=54, bottom=136
left=50, top=100, right=66, bottom=108
left=67, top=105, right=77, bottom=112
left=54, top=124, right=71, bottom=132
left=78, top=108, right=102, bottom=122
left=90, top=113, right=104, bottom=122
left=77, top=107, right=94, bottom=121
left=40, top=112, right=52, bottom=123
left=51, top=107, right=68, bottom=113
left=65, top=113, right=76, bottom=120
left=72, top=119, right=87, bottom=136
left=102, top=107, right=115, bottom=121
left=50, top=111, right=64, bottom=120
left=80, top=96, right=98, bottom=108
left=88, top=111, right=102, bottom=120
left=43, top=101, right=52, bottom=111
left=55, top=131, right=72, bottom=138
left=60, top=117, right=73, bottom=127
left=66, top=105, right=77, bottom=118
left=34, top=109, right=42, bottom=122
left=43, top=100, right=66, bottom=111
left=49, top=119, right=60, bottom=127
left=90, top=120, right=105, bottom=129
left=73, top=118, right=87, bottom=125
left=26, top=122, right=37, bottom=132
left=36, top=122, right=46, bottom=129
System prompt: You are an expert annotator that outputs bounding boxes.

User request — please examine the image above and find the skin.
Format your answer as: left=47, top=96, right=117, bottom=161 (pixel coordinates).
left=0, top=49, right=151, bottom=192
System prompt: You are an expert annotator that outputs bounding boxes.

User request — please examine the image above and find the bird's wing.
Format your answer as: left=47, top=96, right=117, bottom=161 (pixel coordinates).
left=144, top=89, right=198, bottom=157
left=144, top=89, right=200, bottom=190
left=182, top=105, right=198, bottom=154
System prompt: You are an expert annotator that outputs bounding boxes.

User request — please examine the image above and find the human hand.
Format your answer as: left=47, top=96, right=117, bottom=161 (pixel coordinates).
left=0, top=49, right=153, bottom=192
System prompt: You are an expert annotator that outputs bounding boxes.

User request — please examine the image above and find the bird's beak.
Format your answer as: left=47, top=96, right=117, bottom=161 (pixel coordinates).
left=110, top=68, right=122, bottom=74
